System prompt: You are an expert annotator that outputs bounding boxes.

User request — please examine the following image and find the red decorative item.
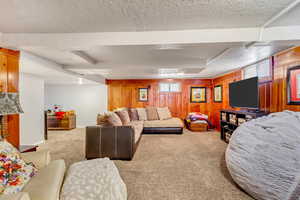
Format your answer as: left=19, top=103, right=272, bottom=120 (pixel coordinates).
left=287, top=66, right=300, bottom=104
left=55, top=112, right=65, bottom=120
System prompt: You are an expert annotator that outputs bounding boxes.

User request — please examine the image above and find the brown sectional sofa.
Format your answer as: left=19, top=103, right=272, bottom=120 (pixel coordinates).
left=86, top=107, right=183, bottom=160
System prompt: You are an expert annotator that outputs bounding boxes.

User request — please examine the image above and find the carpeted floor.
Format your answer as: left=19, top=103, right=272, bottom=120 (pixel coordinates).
left=39, top=128, right=253, bottom=200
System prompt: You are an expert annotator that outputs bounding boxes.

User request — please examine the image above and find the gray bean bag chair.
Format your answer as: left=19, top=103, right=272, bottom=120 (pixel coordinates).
left=226, top=110, right=300, bottom=200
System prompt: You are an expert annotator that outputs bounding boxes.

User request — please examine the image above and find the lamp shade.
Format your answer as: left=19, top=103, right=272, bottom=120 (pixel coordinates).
left=0, top=92, right=24, bottom=115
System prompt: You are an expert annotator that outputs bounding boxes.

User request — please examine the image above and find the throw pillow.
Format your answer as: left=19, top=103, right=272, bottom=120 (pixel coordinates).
left=157, top=107, right=172, bottom=120
left=136, top=108, right=147, bottom=121
left=107, top=112, right=123, bottom=126
left=128, top=108, right=139, bottom=121
left=97, top=114, right=110, bottom=126
left=146, top=107, right=159, bottom=121
left=0, top=141, right=37, bottom=195
left=0, top=141, right=20, bottom=159
left=115, top=110, right=131, bottom=125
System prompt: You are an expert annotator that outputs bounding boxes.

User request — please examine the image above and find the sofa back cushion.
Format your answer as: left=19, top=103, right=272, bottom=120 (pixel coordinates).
left=146, top=107, right=159, bottom=121
left=157, top=107, right=172, bottom=120
left=128, top=108, right=139, bottom=121
left=115, top=109, right=131, bottom=125
left=107, top=112, right=123, bottom=126
left=136, top=108, right=147, bottom=121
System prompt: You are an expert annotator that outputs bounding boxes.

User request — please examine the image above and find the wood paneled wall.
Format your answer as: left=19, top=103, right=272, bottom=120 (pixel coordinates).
left=211, top=70, right=242, bottom=129
left=106, top=79, right=212, bottom=119
left=271, top=47, right=300, bottom=112
left=0, top=48, right=20, bottom=147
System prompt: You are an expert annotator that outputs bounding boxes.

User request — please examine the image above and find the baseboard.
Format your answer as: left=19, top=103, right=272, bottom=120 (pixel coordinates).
left=21, top=140, right=45, bottom=146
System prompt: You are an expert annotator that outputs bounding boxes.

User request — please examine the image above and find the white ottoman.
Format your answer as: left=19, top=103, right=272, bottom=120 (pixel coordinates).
left=60, top=158, right=127, bottom=200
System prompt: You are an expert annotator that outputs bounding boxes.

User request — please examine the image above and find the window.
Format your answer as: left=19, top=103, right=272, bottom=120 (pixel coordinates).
left=159, top=82, right=181, bottom=92
left=243, top=65, right=257, bottom=79
left=243, top=59, right=271, bottom=80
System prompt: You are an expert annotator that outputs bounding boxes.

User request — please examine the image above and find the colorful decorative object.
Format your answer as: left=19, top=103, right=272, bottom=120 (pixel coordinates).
left=0, top=141, right=37, bottom=194
left=287, top=65, right=300, bottom=105
left=190, top=87, right=206, bottom=103
left=138, top=88, right=148, bottom=102
left=214, top=85, right=222, bottom=102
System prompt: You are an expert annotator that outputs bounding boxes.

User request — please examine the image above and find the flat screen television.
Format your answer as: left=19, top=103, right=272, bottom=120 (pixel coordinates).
left=229, top=77, right=259, bottom=109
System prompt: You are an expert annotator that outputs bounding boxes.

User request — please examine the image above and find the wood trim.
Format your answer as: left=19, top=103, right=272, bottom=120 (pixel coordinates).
left=0, top=47, right=20, bottom=147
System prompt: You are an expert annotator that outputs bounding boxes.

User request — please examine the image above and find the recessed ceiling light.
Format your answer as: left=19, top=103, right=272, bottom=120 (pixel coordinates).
left=78, top=77, right=83, bottom=85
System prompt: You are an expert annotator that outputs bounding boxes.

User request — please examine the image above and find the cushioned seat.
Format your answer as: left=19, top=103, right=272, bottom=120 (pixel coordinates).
left=143, top=117, right=184, bottom=128
left=127, top=120, right=144, bottom=143
left=22, top=160, right=66, bottom=200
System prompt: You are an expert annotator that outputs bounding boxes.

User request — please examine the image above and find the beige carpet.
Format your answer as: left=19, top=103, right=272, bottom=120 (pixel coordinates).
left=39, top=128, right=253, bottom=200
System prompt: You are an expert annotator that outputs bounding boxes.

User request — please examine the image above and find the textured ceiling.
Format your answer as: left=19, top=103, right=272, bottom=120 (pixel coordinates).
left=0, top=0, right=295, bottom=33
left=269, top=2, right=300, bottom=27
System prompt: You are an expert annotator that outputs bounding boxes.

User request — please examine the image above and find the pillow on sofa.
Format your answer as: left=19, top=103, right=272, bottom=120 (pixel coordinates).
left=128, top=108, right=139, bottom=121
left=157, top=107, right=172, bottom=120
left=107, top=112, right=123, bottom=126
left=97, top=114, right=110, bottom=126
left=146, top=107, right=159, bottom=121
left=115, top=110, right=131, bottom=125
left=0, top=141, right=37, bottom=195
left=136, top=108, right=147, bottom=121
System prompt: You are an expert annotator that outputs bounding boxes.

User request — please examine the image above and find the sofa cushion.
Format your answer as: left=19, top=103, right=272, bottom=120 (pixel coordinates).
left=157, top=107, right=172, bottom=120
left=146, top=107, right=159, bottom=121
left=127, top=121, right=144, bottom=143
left=22, top=160, right=66, bottom=200
left=143, top=118, right=184, bottom=128
left=136, top=108, right=147, bottom=121
left=115, top=110, right=131, bottom=125
left=128, top=108, right=139, bottom=121
left=107, top=112, right=123, bottom=126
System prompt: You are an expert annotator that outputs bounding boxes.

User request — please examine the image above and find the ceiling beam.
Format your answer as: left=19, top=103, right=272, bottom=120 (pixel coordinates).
left=1, top=28, right=260, bottom=49
left=71, top=50, right=98, bottom=65
left=22, top=51, right=106, bottom=84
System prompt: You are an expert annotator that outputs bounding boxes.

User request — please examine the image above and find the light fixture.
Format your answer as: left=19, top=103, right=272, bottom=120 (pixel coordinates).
left=0, top=92, right=24, bottom=139
left=78, top=77, right=83, bottom=85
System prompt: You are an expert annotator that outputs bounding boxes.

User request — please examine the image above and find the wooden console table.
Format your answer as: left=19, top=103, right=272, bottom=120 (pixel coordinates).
left=47, top=115, right=76, bottom=130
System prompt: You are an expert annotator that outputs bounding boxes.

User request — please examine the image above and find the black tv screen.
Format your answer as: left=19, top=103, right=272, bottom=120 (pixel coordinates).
left=229, top=77, right=259, bottom=109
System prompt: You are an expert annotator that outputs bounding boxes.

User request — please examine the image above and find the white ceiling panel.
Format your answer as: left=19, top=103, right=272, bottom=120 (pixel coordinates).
left=0, top=0, right=295, bottom=33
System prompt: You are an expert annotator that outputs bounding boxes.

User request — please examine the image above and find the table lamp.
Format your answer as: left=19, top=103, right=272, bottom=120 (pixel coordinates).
left=0, top=92, right=24, bottom=139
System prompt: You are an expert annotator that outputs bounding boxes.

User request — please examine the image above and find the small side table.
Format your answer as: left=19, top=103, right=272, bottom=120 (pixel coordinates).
left=19, top=145, right=38, bottom=153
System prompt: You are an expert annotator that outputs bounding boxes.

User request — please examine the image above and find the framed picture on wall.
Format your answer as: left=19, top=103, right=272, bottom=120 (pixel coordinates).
left=287, top=65, right=300, bottom=105
left=190, top=87, right=206, bottom=103
left=138, top=88, right=148, bottom=102
left=214, top=85, right=222, bottom=102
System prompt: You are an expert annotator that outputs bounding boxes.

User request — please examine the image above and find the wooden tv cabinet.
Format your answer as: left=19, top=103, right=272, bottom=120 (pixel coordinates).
left=220, top=109, right=268, bottom=143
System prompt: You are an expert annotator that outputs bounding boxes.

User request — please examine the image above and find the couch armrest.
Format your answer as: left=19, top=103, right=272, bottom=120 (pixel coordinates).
left=21, top=150, right=51, bottom=169
left=86, top=125, right=135, bottom=160
left=0, top=192, right=31, bottom=200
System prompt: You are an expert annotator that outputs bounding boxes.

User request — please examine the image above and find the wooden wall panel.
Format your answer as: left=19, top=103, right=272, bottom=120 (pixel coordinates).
left=0, top=48, right=20, bottom=147
left=271, top=46, right=300, bottom=112
left=107, top=79, right=212, bottom=119
left=211, top=71, right=242, bottom=130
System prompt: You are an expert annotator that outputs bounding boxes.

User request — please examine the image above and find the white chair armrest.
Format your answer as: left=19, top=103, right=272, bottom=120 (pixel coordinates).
left=0, top=192, right=31, bottom=200
left=21, top=150, right=51, bottom=169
